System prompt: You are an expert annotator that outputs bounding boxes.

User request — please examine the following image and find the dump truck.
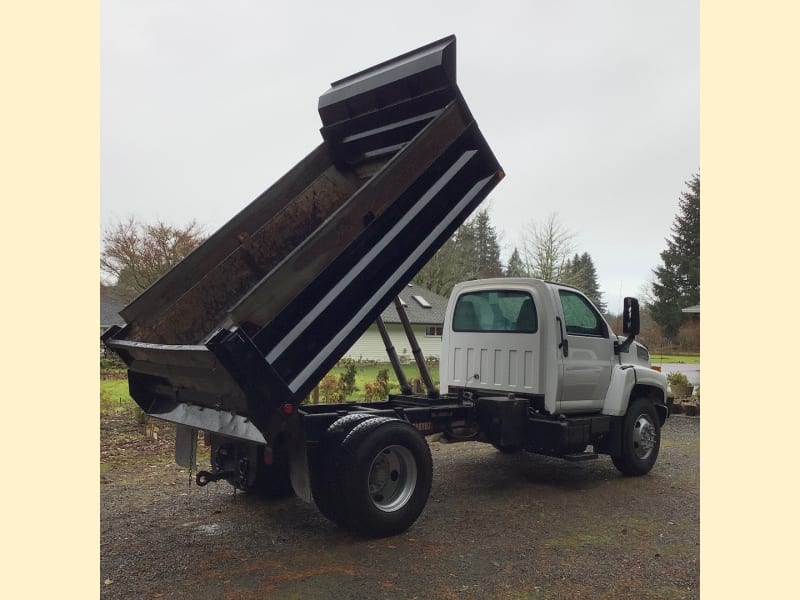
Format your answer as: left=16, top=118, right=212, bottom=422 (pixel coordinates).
left=103, top=36, right=668, bottom=538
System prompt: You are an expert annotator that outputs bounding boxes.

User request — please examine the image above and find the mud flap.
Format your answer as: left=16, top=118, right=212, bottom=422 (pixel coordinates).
left=286, top=415, right=312, bottom=503
left=175, top=425, right=198, bottom=469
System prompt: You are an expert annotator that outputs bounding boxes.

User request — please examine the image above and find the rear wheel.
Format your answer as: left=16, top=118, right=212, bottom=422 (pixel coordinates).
left=310, top=413, right=380, bottom=525
left=611, top=398, right=661, bottom=476
left=330, top=417, right=433, bottom=537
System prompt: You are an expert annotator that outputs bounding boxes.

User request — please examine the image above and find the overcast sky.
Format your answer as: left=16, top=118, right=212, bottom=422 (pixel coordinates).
left=101, top=0, right=698, bottom=312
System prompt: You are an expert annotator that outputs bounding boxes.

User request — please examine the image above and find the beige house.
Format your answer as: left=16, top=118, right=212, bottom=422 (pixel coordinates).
left=343, top=283, right=448, bottom=362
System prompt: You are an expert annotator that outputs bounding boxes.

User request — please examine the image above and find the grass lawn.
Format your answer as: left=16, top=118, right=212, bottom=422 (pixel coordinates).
left=100, top=362, right=440, bottom=409
left=100, top=378, right=135, bottom=413
left=650, top=353, right=700, bottom=364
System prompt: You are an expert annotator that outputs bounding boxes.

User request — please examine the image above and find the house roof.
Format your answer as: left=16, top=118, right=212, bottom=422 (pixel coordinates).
left=100, top=287, right=126, bottom=328
left=681, top=305, right=700, bottom=314
left=379, top=283, right=448, bottom=325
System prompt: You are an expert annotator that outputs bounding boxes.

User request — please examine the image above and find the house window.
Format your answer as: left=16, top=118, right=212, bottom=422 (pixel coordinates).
left=425, top=326, right=443, bottom=337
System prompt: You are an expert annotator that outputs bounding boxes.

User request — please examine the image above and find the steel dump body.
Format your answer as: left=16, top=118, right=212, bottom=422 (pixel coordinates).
left=104, top=36, right=503, bottom=444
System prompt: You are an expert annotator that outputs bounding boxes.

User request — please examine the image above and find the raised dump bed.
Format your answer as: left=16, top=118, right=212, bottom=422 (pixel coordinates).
left=103, top=35, right=503, bottom=444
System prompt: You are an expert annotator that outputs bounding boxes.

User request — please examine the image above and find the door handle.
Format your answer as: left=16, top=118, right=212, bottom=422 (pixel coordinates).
left=556, top=317, right=569, bottom=357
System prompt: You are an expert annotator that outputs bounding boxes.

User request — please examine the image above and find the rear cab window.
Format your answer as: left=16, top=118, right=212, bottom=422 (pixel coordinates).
left=452, top=290, right=537, bottom=333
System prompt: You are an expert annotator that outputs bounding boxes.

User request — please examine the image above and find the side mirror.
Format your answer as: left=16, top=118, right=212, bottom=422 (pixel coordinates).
left=622, top=297, right=640, bottom=336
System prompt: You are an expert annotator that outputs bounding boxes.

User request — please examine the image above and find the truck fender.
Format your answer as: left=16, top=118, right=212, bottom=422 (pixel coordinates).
left=602, top=366, right=637, bottom=417
left=602, top=365, right=667, bottom=417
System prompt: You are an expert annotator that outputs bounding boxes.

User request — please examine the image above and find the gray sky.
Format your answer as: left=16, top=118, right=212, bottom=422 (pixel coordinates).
left=101, top=0, right=698, bottom=312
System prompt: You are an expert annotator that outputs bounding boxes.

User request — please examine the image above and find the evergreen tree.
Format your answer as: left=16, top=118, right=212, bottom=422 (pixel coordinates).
left=505, top=247, right=528, bottom=277
left=472, top=209, right=504, bottom=279
left=415, top=209, right=503, bottom=296
left=560, top=253, right=583, bottom=288
left=454, top=218, right=479, bottom=279
left=650, top=173, right=700, bottom=338
left=561, top=252, right=606, bottom=312
left=414, top=234, right=461, bottom=296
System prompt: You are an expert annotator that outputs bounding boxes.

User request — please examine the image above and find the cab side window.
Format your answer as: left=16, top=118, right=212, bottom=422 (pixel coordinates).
left=558, top=290, right=606, bottom=337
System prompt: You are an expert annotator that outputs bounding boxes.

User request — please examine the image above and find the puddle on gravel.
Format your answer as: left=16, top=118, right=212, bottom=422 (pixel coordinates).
left=196, top=523, right=223, bottom=536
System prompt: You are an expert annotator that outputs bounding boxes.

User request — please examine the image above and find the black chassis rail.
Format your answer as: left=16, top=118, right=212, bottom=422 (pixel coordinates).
left=296, top=389, right=622, bottom=456
left=298, top=393, right=475, bottom=445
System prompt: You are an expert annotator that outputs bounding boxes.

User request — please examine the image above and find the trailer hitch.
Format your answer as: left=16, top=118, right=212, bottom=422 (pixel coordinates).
left=195, top=470, right=233, bottom=487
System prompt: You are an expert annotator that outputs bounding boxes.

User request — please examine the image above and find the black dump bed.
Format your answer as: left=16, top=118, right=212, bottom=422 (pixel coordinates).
left=103, top=36, right=503, bottom=443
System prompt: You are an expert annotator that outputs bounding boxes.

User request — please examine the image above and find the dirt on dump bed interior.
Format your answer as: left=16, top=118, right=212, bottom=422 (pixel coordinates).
left=100, top=410, right=699, bottom=600
left=126, top=166, right=362, bottom=345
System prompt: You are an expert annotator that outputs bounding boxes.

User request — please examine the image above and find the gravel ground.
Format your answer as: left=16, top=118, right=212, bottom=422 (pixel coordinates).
left=100, top=413, right=699, bottom=600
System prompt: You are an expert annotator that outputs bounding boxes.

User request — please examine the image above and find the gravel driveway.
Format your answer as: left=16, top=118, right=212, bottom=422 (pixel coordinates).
left=101, top=414, right=699, bottom=599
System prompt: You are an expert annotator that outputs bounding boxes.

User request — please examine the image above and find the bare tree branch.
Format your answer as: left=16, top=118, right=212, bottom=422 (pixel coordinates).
left=519, top=213, right=575, bottom=281
left=101, top=216, right=206, bottom=302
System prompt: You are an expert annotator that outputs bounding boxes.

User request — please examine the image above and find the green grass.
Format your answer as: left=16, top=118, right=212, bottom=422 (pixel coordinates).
left=649, top=353, right=700, bottom=364
left=100, top=379, right=135, bottom=413
left=99, top=362, right=440, bottom=409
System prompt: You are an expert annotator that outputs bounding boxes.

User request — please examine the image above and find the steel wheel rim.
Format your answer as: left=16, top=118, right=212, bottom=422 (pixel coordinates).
left=367, top=445, right=417, bottom=512
left=632, top=414, right=657, bottom=460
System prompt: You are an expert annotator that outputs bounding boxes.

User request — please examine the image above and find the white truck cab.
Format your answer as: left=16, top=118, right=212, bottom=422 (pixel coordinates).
left=441, top=278, right=667, bottom=473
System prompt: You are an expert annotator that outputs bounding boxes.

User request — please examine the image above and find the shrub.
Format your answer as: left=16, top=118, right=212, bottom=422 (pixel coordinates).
left=364, top=369, right=392, bottom=401
left=319, top=374, right=344, bottom=403
left=667, top=372, right=692, bottom=397
left=337, top=357, right=358, bottom=396
left=100, top=356, right=125, bottom=370
left=363, top=381, right=383, bottom=401
left=666, top=372, right=689, bottom=387
left=676, top=320, right=700, bottom=353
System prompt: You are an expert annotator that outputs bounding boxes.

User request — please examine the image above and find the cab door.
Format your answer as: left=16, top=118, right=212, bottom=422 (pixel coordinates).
left=554, top=288, right=614, bottom=412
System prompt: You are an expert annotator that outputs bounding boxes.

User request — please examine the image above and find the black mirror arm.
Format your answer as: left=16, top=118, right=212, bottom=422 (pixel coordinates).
left=615, top=334, right=636, bottom=355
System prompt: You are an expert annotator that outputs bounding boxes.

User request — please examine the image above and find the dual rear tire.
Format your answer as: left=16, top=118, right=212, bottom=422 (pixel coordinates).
left=311, top=415, right=433, bottom=538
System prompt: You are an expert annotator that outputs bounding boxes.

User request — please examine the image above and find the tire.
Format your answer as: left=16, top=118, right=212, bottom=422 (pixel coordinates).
left=611, top=398, right=661, bottom=476
left=332, top=417, right=433, bottom=538
left=310, top=413, right=380, bottom=525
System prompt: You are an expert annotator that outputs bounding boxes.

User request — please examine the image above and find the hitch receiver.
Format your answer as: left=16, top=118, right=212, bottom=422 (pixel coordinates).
left=195, top=470, right=233, bottom=487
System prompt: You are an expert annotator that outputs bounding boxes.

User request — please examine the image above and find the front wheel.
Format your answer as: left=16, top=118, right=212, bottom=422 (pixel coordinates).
left=611, top=398, right=661, bottom=476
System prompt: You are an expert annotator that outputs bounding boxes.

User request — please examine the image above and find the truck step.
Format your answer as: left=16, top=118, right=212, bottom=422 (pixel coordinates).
left=563, top=452, right=599, bottom=462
